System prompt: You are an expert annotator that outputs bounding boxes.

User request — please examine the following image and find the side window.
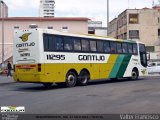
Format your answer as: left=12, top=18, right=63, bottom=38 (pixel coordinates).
left=133, top=44, right=138, bottom=54
left=117, top=42, right=122, bottom=53
left=139, top=44, right=146, bottom=52
left=110, top=42, right=117, bottom=53
left=55, top=36, right=63, bottom=51
left=44, top=35, right=49, bottom=51
left=64, top=37, right=73, bottom=51
left=97, top=41, right=104, bottom=52
left=104, top=41, right=110, bottom=53
left=43, top=34, right=54, bottom=51
left=122, top=43, right=128, bottom=53
left=73, top=38, right=81, bottom=51
left=82, top=39, right=89, bottom=51
left=48, top=36, right=54, bottom=51
left=128, top=44, right=133, bottom=54
left=90, top=40, right=97, bottom=52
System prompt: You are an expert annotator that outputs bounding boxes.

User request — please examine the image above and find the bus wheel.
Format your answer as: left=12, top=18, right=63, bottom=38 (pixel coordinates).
left=77, top=71, right=89, bottom=86
left=131, top=69, right=139, bottom=80
left=65, top=71, right=77, bottom=87
left=43, top=83, right=53, bottom=88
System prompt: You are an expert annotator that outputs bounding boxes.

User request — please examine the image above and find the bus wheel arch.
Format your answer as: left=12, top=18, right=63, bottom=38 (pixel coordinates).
left=131, top=67, right=139, bottom=80
left=77, top=69, right=90, bottom=86
left=65, top=69, right=78, bottom=87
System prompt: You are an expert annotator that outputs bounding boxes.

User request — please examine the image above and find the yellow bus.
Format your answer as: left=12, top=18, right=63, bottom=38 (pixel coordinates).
left=13, top=29, right=147, bottom=87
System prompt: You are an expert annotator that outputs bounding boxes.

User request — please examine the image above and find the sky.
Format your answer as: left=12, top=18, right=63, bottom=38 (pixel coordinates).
left=3, top=0, right=156, bottom=26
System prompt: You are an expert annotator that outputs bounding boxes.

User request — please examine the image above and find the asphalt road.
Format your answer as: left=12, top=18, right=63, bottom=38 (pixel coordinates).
left=0, top=76, right=160, bottom=114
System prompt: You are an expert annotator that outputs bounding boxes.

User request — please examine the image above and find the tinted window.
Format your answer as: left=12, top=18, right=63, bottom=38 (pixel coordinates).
left=97, top=41, right=103, bottom=52
left=55, top=36, right=63, bottom=50
left=117, top=42, right=122, bottom=53
left=82, top=39, right=89, bottom=51
left=128, top=44, right=133, bottom=53
left=73, top=38, right=81, bottom=51
left=64, top=37, right=73, bottom=51
left=139, top=44, right=146, bottom=52
left=90, top=40, right=97, bottom=52
left=133, top=44, right=138, bottom=54
left=104, top=41, right=110, bottom=53
left=43, top=34, right=54, bottom=51
left=122, top=43, right=128, bottom=53
left=44, top=35, right=49, bottom=51
left=48, top=36, right=54, bottom=50
left=110, top=42, right=117, bottom=53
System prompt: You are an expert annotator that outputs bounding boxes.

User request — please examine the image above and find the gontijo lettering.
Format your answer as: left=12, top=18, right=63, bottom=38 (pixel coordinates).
left=78, top=55, right=105, bottom=61
left=16, top=42, right=35, bottom=48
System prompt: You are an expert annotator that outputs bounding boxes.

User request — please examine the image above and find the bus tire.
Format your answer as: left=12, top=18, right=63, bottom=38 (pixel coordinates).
left=43, top=83, right=53, bottom=88
left=77, top=71, right=89, bottom=86
left=131, top=69, right=139, bottom=80
left=65, top=71, right=77, bottom=87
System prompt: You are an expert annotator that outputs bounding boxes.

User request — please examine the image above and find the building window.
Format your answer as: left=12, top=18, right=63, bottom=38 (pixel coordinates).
left=146, top=46, right=155, bottom=52
left=129, top=30, right=139, bottom=39
left=29, top=24, right=38, bottom=29
left=62, top=26, right=68, bottom=32
left=14, top=26, right=19, bottom=29
left=48, top=26, right=53, bottom=29
left=129, top=14, right=139, bottom=24
left=62, top=26, right=68, bottom=30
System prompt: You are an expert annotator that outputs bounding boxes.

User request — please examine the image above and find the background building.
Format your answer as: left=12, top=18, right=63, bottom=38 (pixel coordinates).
left=0, top=17, right=89, bottom=63
left=0, top=0, right=8, bottom=18
left=39, top=0, right=55, bottom=17
left=108, top=6, right=160, bottom=61
left=88, top=20, right=107, bottom=36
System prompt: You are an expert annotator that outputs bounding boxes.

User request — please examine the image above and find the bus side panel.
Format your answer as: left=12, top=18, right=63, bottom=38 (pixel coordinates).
left=99, top=54, right=118, bottom=79
left=115, top=54, right=132, bottom=78
left=42, top=63, right=64, bottom=83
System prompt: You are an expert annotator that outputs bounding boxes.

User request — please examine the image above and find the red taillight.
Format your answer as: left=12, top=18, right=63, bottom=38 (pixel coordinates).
left=38, top=64, right=41, bottom=72
left=30, top=65, right=36, bottom=67
left=16, top=65, right=21, bottom=68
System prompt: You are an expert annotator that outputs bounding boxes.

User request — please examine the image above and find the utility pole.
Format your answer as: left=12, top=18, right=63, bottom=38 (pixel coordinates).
left=107, top=0, right=109, bottom=27
left=1, top=0, right=5, bottom=69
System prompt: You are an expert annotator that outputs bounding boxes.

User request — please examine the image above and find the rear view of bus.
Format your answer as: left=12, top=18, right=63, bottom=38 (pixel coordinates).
left=13, top=29, right=42, bottom=83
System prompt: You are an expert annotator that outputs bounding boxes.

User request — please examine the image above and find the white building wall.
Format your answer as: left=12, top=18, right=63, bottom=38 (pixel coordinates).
left=95, top=29, right=107, bottom=36
left=0, top=17, right=89, bottom=63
